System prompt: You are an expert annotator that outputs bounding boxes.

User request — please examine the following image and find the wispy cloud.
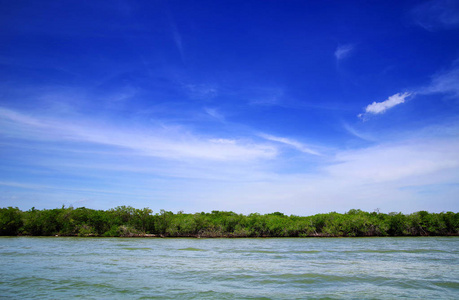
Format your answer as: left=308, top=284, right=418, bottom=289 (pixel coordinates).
left=359, top=92, right=412, bottom=118
left=358, top=60, right=459, bottom=120
left=172, top=27, right=183, bottom=59
left=245, top=86, right=284, bottom=106
left=204, top=107, right=225, bottom=122
left=182, top=83, right=218, bottom=100
left=0, top=106, right=276, bottom=162
left=2, top=104, right=458, bottom=214
left=327, top=137, right=459, bottom=183
left=0, top=181, right=143, bottom=197
left=410, top=0, right=459, bottom=31
left=425, top=63, right=459, bottom=97
left=0, top=107, right=44, bottom=127
left=196, top=127, right=459, bottom=214
left=259, top=133, right=321, bottom=156
left=342, top=122, right=376, bottom=142
left=164, top=5, right=185, bottom=62
left=334, top=44, right=354, bottom=60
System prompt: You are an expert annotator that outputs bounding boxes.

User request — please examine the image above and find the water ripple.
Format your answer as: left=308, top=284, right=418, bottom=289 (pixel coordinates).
left=0, top=237, right=457, bottom=299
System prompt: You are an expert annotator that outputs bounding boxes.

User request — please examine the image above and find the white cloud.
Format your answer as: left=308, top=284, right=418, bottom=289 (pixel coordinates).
left=359, top=92, right=412, bottom=117
left=183, top=83, right=217, bottom=100
left=204, top=107, right=225, bottom=122
left=0, top=106, right=276, bottom=162
left=209, top=138, right=235, bottom=145
left=259, top=133, right=321, bottom=156
left=242, top=86, right=284, bottom=106
left=2, top=105, right=458, bottom=214
left=190, top=133, right=459, bottom=214
left=0, top=107, right=44, bottom=127
left=326, top=138, right=459, bottom=183
left=334, top=44, right=354, bottom=60
left=426, top=64, right=459, bottom=97
left=357, top=61, right=458, bottom=120
left=232, top=132, right=459, bottom=214
left=411, top=0, right=459, bottom=31
left=342, top=122, right=376, bottom=142
left=0, top=181, right=142, bottom=197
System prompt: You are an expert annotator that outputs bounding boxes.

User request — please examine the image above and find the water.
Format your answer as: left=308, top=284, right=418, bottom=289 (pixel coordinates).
left=0, top=237, right=458, bottom=299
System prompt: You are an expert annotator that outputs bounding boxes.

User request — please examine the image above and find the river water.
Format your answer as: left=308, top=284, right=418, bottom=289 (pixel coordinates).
left=0, top=237, right=457, bottom=299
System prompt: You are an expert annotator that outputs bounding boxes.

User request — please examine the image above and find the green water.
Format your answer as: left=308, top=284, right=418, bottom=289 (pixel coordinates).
left=0, top=237, right=457, bottom=299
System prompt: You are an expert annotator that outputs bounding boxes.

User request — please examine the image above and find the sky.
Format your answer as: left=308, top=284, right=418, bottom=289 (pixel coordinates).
left=0, top=0, right=458, bottom=215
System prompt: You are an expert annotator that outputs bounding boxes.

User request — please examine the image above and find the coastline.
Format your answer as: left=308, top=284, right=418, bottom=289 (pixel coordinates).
left=2, top=207, right=458, bottom=238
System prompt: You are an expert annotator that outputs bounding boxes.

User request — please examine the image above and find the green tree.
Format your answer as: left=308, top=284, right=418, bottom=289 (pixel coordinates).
left=387, top=212, right=409, bottom=236
left=0, top=207, right=23, bottom=235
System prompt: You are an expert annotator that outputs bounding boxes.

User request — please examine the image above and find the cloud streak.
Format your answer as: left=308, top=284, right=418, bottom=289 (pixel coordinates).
left=259, top=134, right=321, bottom=156
left=0, top=106, right=276, bottom=162
left=358, top=60, right=459, bottom=120
left=411, top=0, right=459, bottom=31
left=182, top=83, right=218, bottom=100
left=204, top=107, right=225, bottom=122
left=2, top=104, right=458, bottom=214
left=327, top=138, right=459, bottom=183
left=359, top=92, right=412, bottom=118
left=194, top=128, right=459, bottom=214
left=426, top=63, right=459, bottom=97
left=334, top=44, right=354, bottom=60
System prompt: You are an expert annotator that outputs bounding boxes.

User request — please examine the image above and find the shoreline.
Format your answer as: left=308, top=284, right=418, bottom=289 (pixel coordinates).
left=12, top=233, right=459, bottom=238
left=2, top=207, right=458, bottom=237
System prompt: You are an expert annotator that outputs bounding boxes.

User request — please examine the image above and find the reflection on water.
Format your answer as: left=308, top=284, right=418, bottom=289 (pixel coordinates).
left=0, top=237, right=458, bottom=299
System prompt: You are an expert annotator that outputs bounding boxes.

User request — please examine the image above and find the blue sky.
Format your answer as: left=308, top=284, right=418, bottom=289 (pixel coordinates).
left=1, top=0, right=458, bottom=214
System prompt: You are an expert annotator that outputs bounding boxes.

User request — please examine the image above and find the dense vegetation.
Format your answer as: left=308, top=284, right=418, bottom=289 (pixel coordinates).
left=0, top=206, right=458, bottom=237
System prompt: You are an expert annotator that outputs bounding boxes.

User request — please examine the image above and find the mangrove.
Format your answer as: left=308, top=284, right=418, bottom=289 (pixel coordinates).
left=0, top=206, right=458, bottom=237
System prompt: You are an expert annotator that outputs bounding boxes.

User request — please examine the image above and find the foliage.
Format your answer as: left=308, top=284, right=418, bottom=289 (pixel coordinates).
left=0, top=206, right=457, bottom=237
left=0, top=207, right=23, bottom=235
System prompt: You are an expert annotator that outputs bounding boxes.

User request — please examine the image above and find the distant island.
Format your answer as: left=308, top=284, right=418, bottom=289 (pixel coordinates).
left=1, top=206, right=457, bottom=237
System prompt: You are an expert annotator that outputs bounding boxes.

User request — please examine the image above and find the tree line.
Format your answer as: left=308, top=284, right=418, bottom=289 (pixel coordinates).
left=0, top=206, right=457, bottom=237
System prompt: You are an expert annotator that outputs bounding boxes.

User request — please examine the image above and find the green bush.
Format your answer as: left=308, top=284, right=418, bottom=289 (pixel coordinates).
left=1, top=206, right=457, bottom=237
left=0, top=207, right=23, bottom=236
